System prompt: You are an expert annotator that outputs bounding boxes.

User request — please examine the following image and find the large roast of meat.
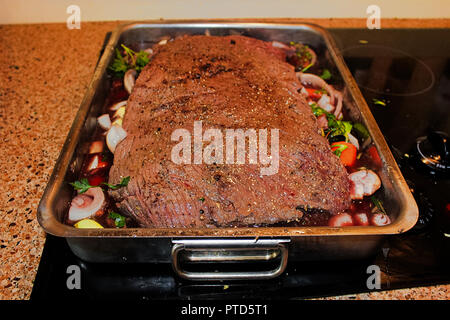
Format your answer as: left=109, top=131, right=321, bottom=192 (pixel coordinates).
left=108, top=35, right=351, bottom=228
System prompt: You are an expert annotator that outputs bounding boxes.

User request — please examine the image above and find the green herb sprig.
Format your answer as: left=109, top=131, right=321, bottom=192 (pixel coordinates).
left=109, top=44, right=150, bottom=78
left=109, top=211, right=126, bottom=228
left=371, top=196, right=387, bottom=215
left=353, top=123, right=370, bottom=140
left=332, top=143, right=349, bottom=157
left=102, top=176, right=131, bottom=190
left=310, top=103, right=353, bottom=141
left=70, top=176, right=130, bottom=194
left=326, top=114, right=352, bottom=140
left=69, top=178, right=93, bottom=194
left=320, top=69, right=332, bottom=80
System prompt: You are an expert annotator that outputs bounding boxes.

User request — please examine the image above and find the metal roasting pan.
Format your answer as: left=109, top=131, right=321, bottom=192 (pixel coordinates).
left=37, top=22, right=418, bottom=280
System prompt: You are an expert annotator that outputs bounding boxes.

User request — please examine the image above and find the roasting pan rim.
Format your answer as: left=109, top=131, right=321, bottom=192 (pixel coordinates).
left=37, top=20, right=419, bottom=239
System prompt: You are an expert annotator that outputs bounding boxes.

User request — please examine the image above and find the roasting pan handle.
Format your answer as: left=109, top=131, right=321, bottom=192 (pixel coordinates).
left=171, top=239, right=289, bottom=280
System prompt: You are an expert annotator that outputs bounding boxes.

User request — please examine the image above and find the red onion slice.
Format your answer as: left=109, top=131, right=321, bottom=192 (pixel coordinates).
left=333, top=90, right=343, bottom=117
left=296, top=72, right=335, bottom=105
left=68, top=187, right=105, bottom=221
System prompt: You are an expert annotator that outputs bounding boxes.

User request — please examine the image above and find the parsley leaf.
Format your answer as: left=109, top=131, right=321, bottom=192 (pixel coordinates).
left=310, top=103, right=325, bottom=117
left=109, top=211, right=126, bottom=228
left=353, top=123, right=370, bottom=140
left=69, top=178, right=94, bottom=194
left=320, top=69, right=332, bottom=80
left=109, top=48, right=129, bottom=78
left=310, top=104, right=353, bottom=141
left=332, top=143, right=348, bottom=157
left=108, top=44, right=150, bottom=78
left=102, top=176, right=131, bottom=190
left=70, top=176, right=130, bottom=193
left=135, top=51, right=150, bottom=72
left=326, top=114, right=352, bottom=140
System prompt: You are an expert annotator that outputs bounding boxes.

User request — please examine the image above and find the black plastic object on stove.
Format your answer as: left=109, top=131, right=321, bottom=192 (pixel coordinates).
left=415, top=131, right=450, bottom=173
left=31, top=28, right=450, bottom=300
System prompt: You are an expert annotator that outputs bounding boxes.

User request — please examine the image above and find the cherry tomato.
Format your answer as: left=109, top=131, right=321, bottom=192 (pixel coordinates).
left=331, top=141, right=357, bottom=167
left=305, top=88, right=323, bottom=101
left=88, top=175, right=105, bottom=186
left=367, top=145, right=382, bottom=169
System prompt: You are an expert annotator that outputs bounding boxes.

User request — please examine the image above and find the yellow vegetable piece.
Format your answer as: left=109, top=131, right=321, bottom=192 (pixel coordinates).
left=112, top=117, right=123, bottom=127
left=74, top=219, right=104, bottom=229
left=114, top=106, right=126, bottom=119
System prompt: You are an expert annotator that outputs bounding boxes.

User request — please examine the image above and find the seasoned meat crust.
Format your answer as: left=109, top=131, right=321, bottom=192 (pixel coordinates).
left=108, top=35, right=351, bottom=228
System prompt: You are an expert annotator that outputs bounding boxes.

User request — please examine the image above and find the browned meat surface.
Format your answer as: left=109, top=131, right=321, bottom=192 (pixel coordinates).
left=108, top=35, right=351, bottom=228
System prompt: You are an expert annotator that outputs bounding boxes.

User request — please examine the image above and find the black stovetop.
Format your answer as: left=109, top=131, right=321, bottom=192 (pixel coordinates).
left=31, top=28, right=450, bottom=300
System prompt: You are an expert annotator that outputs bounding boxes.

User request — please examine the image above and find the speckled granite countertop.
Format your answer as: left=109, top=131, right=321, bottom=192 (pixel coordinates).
left=0, top=18, right=449, bottom=300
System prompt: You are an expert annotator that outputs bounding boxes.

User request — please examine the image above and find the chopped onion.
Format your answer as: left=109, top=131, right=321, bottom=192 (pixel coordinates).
left=349, top=170, right=381, bottom=200
left=124, top=69, right=137, bottom=95
left=110, top=100, right=127, bottom=111
left=348, top=132, right=360, bottom=150
left=97, top=114, right=111, bottom=130
left=300, top=87, right=309, bottom=97
left=86, top=155, right=107, bottom=171
left=272, top=41, right=291, bottom=49
left=88, top=141, right=104, bottom=154
left=87, top=155, right=99, bottom=171
left=317, top=94, right=334, bottom=113
left=143, top=48, right=153, bottom=55
left=106, top=125, right=127, bottom=154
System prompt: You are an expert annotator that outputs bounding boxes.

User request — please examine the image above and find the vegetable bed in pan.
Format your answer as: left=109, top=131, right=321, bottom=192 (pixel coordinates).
left=66, top=32, right=391, bottom=230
